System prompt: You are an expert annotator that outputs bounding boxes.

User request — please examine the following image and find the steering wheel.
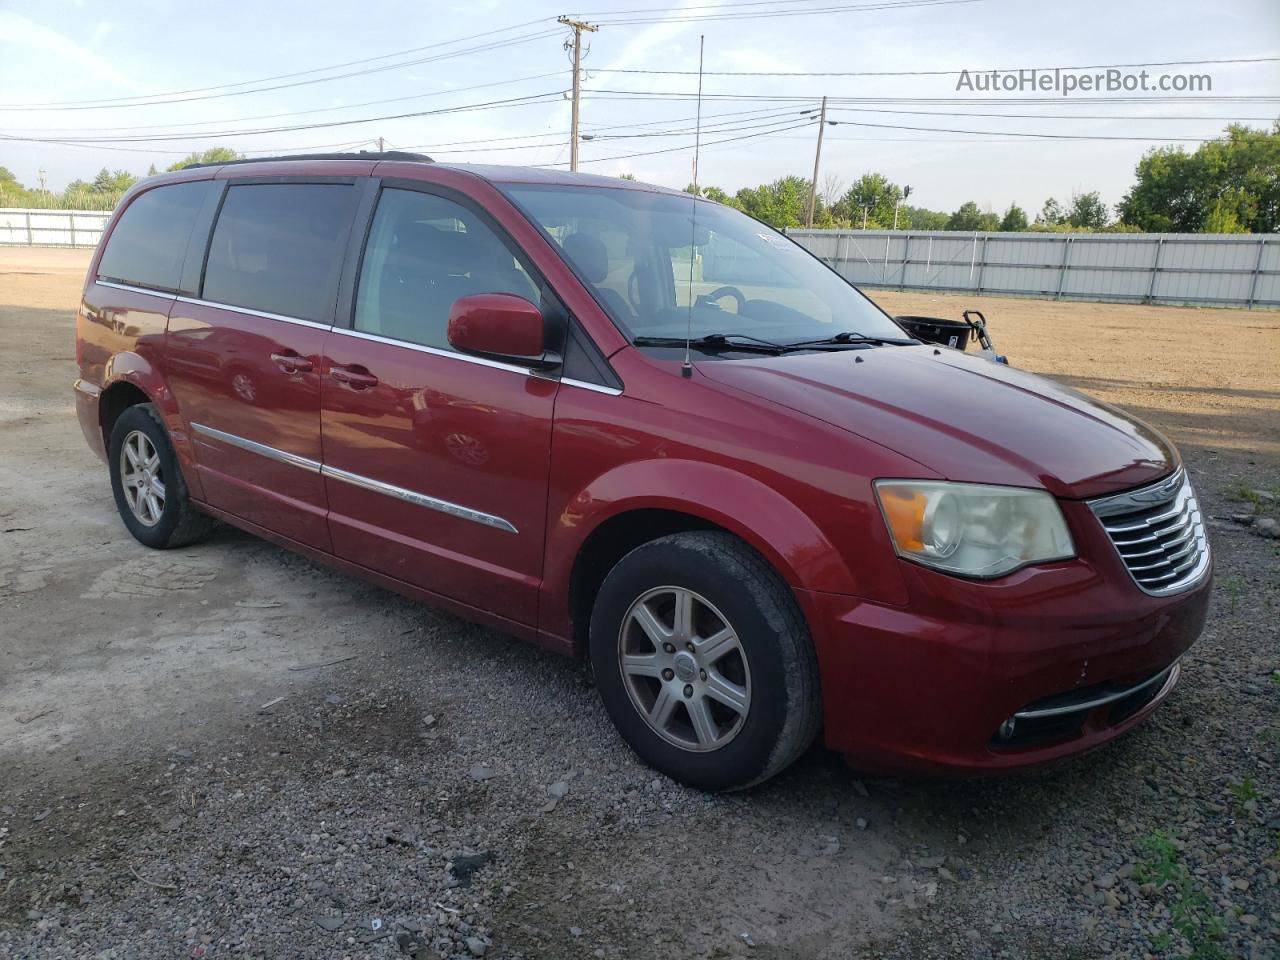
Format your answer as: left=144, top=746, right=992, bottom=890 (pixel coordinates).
left=696, top=285, right=747, bottom=313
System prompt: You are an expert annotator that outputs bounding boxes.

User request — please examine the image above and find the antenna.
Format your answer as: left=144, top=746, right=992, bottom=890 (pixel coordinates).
left=681, top=34, right=705, bottom=380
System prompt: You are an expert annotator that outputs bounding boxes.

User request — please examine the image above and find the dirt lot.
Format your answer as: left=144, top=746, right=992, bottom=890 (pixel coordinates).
left=1, top=247, right=1278, bottom=960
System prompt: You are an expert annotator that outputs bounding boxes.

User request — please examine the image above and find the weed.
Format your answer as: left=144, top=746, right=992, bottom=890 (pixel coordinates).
left=1229, top=776, right=1260, bottom=811
left=1231, top=481, right=1278, bottom=514
left=1218, top=575, right=1241, bottom=614
left=1136, top=830, right=1228, bottom=960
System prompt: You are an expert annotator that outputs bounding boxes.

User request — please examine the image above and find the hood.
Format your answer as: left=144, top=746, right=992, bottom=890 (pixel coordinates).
left=697, top=345, right=1176, bottom=499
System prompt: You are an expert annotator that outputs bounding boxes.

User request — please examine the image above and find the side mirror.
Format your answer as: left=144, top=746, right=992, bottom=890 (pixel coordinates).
left=447, top=293, right=555, bottom=368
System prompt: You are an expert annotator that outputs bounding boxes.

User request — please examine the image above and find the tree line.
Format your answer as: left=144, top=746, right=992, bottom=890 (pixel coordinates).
left=0, top=148, right=239, bottom=211
left=2, top=123, right=1276, bottom=233
left=687, top=121, right=1278, bottom=234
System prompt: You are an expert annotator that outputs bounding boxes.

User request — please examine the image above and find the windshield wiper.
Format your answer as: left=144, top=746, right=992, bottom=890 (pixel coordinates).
left=786, top=331, right=918, bottom=348
left=633, top=333, right=788, bottom=355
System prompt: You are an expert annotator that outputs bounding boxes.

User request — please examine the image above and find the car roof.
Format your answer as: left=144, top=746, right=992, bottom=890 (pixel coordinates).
left=181, top=152, right=687, bottom=196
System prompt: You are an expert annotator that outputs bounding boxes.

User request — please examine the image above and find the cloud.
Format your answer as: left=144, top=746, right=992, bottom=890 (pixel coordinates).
left=0, top=11, right=147, bottom=97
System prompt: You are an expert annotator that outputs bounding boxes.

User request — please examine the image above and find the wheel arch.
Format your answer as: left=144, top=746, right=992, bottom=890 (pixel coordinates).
left=98, top=352, right=204, bottom=501
left=98, top=379, right=152, bottom=448
left=547, top=458, right=859, bottom=654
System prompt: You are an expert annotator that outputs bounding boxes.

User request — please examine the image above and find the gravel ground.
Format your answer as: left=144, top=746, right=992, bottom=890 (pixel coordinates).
left=1, top=248, right=1277, bottom=959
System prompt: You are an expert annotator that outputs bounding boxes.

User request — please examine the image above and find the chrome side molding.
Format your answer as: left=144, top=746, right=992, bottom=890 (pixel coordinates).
left=321, top=465, right=518, bottom=534
left=191, top=422, right=322, bottom=473
left=190, top=422, right=517, bottom=534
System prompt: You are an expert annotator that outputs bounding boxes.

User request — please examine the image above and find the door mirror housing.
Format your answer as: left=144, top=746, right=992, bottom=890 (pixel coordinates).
left=447, top=293, right=556, bottom=368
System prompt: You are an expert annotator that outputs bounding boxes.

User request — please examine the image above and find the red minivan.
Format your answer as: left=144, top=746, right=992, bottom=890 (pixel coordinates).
left=74, top=153, right=1211, bottom=790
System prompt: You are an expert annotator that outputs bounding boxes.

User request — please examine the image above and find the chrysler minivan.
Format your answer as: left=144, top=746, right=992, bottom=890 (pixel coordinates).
left=74, top=153, right=1211, bottom=790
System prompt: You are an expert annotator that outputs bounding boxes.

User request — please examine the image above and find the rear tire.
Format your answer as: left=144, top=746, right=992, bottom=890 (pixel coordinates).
left=108, top=403, right=213, bottom=549
left=589, top=531, right=821, bottom=791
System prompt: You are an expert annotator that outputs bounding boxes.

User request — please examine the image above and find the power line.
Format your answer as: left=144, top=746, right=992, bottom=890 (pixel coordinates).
left=818, top=117, right=1238, bottom=141
left=582, top=90, right=1280, bottom=104
left=826, top=106, right=1278, bottom=122
left=0, top=29, right=562, bottom=112
left=571, top=0, right=905, bottom=15
left=589, top=55, right=1280, bottom=77
left=543, top=119, right=819, bottom=166
left=4, top=71, right=568, bottom=135
left=589, top=0, right=984, bottom=26
left=3, top=0, right=984, bottom=113
left=0, top=19, right=558, bottom=110
left=401, top=115, right=819, bottom=155
left=0, top=91, right=567, bottom=145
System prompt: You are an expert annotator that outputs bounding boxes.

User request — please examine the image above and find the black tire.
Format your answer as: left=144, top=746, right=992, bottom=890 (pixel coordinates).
left=107, top=403, right=214, bottom=549
left=590, top=531, right=822, bottom=791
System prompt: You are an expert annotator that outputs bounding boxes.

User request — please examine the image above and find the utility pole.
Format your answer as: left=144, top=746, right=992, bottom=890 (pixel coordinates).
left=893, top=184, right=913, bottom=231
left=805, top=96, right=828, bottom=229
left=377, top=136, right=384, bottom=152
left=559, top=17, right=598, bottom=172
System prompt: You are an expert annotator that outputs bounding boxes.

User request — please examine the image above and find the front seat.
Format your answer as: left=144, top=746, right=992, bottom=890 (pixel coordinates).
left=562, top=232, right=633, bottom=321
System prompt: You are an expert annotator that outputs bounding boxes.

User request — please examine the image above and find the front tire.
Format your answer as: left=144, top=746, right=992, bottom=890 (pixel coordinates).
left=590, top=531, right=821, bottom=791
left=108, top=403, right=213, bottom=549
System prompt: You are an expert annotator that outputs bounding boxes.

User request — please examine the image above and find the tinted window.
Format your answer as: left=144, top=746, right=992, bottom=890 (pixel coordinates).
left=354, top=188, right=539, bottom=350
left=203, top=183, right=358, bottom=323
left=98, top=180, right=213, bottom=292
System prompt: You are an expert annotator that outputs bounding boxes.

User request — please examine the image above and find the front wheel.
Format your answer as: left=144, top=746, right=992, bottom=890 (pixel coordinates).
left=590, top=531, right=822, bottom=791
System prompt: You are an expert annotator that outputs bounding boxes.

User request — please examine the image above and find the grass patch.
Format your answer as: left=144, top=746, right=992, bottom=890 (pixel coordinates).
left=1136, top=830, right=1228, bottom=960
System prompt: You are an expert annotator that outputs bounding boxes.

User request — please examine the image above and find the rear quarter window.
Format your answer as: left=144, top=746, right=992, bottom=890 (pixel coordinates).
left=202, top=183, right=358, bottom=323
left=97, top=180, right=214, bottom=293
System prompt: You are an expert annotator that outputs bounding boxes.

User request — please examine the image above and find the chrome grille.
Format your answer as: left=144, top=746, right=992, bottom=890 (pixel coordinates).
left=1088, top=468, right=1210, bottom=596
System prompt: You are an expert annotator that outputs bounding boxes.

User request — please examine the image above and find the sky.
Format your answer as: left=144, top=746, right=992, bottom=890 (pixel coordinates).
left=1, top=0, right=1278, bottom=218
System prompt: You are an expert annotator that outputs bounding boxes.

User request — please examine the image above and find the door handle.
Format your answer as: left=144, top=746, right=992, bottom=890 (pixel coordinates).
left=271, top=351, right=313, bottom=374
left=331, top=364, right=379, bottom=390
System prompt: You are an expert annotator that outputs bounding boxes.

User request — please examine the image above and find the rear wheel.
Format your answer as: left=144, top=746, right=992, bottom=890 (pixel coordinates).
left=108, top=403, right=213, bottom=549
left=590, top=531, right=821, bottom=791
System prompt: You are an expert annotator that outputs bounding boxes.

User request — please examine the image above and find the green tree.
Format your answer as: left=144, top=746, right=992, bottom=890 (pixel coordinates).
left=701, top=186, right=735, bottom=206
left=999, top=203, right=1028, bottom=231
left=900, top=205, right=949, bottom=230
left=0, top=166, right=17, bottom=184
left=1118, top=122, right=1280, bottom=233
left=618, top=172, right=637, bottom=181
left=733, top=175, right=813, bottom=229
left=1068, top=191, right=1109, bottom=229
left=834, top=172, right=901, bottom=227
left=166, top=147, right=243, bottom=172
left=1037, top=197, right=1065, bottom=226
left=91, top=168, right=138, bottom=193
left=947, top=201, right=986, bottom=231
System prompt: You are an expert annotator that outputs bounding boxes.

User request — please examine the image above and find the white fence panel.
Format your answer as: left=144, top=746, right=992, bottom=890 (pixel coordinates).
left=0, top=208, right=110, bottom=248
left=788, top=229, right=1279, bottom=310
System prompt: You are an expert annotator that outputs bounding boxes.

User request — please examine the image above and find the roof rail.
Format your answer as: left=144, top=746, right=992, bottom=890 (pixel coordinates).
left=184, top=151, right=434, bottom=169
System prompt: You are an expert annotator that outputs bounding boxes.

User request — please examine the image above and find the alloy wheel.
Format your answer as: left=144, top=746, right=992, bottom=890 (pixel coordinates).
left=617, top=586, right=752, bottom=752
left=119, top=429, right=165, bottom=527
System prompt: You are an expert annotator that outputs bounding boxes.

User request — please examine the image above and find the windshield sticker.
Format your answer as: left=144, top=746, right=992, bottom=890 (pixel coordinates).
left=756, top=233, right=793, bottom=251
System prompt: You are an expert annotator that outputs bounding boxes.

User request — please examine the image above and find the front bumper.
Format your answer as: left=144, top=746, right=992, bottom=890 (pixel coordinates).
left=801, top=499, right=1212, bottom=775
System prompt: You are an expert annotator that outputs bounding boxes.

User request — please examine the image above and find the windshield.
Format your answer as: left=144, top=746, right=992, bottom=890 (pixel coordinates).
left=502, top=183, right=906, bottom=346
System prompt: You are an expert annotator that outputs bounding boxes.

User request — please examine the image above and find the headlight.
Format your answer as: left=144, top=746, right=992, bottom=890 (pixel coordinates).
left=874, top=480, right=1075, bottom=578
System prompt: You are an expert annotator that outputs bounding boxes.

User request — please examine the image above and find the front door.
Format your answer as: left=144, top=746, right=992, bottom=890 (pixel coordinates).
left=320, top=185, right=558, bottom=626
left=166, top=179, right=360, bottom=550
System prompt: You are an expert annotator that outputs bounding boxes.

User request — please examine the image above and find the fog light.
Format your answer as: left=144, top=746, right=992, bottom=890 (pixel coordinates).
left=998, top=717, right=1017, bottom=740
